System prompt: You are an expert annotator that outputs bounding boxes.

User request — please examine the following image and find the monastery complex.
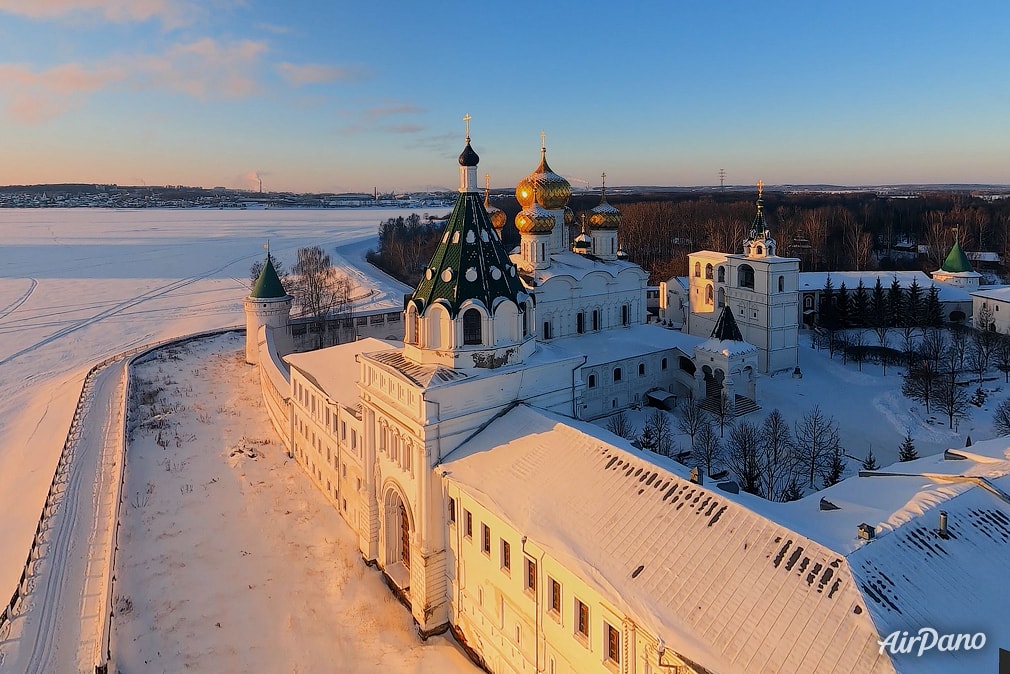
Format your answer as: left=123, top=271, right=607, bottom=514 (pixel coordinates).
left=240, top=126, right=1009, bottom=674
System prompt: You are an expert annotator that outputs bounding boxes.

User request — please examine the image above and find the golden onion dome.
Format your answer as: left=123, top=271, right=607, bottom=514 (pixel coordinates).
left=515, top=148, right=571, bottom=209
left=564, top=206, right=575, bottom=226
left=588, top=186, right=621, bottom=230
left=484, top=194, right=506, bottom=231
left=515, top=201, right=555, bottom=234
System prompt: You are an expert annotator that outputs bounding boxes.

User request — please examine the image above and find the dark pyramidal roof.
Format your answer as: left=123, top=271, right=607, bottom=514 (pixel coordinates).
left=250, top=254, right=289, bottom=299
left=711, top=304, right=744, bottom=341
left=408, top=191, right=526, bottom=318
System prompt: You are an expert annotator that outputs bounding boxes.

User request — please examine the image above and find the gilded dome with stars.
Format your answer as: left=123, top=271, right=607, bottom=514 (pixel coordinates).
left=485, top=194, right=506, bottom=231
left=516, top=144, right=571, bottom=210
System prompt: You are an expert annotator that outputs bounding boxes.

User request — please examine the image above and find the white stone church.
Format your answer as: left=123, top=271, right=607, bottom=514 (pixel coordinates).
left=240, top=126, right=1009, bottom=674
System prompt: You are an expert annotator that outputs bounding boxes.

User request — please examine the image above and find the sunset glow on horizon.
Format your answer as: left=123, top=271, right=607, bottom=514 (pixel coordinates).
left=1, top=1, right=1008, bottom=192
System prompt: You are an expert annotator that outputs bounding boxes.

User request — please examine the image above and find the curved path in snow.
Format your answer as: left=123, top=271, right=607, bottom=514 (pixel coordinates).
left=0, top=278, right=38, bottom=323
left=0, top=360, right=126, bottom=674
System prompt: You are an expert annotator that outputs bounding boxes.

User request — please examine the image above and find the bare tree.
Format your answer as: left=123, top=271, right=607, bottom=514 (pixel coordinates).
left=993, top=399, right=1010, bottom=436
left=759, top=410, right=796, bottom=501
left=249, top=255, right=288, bottom=285
left=645, top=409, right=674, bottom=457
left=726, top=421, right=762, bottom=495
left=995, top=333, right=1010, bottom=383
left=606, top=411, right=634, bottom=440
left=920, top=328, right=947, bottom=366
left=291, top=246, right=352, bottom=349
left=902, top=358, right=940, bottom=413
left=692, top=421, right=723, bottom=477
left=676, top=395, right=705, bottom=452
left=842, top=209, right=873, bottom=271
left=935, top=370, right=971, bottom=430
left=793, top=405, right=841, bottom=487
left=949, top=328, right=968, bottom=370
left=707, top=391, right=733, bottom=438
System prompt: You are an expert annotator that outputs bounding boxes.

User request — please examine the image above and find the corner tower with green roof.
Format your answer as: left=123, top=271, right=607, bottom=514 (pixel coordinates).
left=932, top=233, right=981, bottom=291
left=244, top=251, right=293, bottom=365
left=403, top=119, right=536, bottom=370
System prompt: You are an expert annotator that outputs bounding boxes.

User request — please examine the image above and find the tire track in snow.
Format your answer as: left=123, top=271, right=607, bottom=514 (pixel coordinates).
left=0, top=256, right=254, bottom=368
left=0, top=278, right=38, bottom=323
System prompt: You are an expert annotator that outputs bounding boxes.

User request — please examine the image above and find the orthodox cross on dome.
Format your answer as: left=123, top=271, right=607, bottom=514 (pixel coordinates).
left=757, top=179, right=764, bottom=200
left=463, top=113, right=472, bottom=142
left=484, top=173, right=491, bottom=198
left=540, top=130, right=546, bottom=150
left=952, top=225, right=959, bottom=243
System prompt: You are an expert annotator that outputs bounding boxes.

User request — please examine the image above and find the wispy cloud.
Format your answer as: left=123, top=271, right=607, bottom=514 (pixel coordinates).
left=130, top=38, right=268, bottom=97
left=0, top=0, right=203, bottom=28
left=383, top=123, right=424, bottom=134
left=367, top=103, right=424, bottom=119
left=0, top=62, right=125, bottom=122
left=276, top=62, right=366, bottom=87
left=0, top=38, right=269, bottom=122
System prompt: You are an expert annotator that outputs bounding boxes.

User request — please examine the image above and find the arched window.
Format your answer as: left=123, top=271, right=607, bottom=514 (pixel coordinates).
left=622, top=305, right=630, bottom=326
left=756, top=245, right=763, bottom=255
left=411, top=311, right=420, bottom=345
left=705, top=285, right=714, bottom=305
left=738, top=264, right=755, bottom=289
left=778, top=275, right=785, bottom=292
left=592, top=309, right=600, bottom=331
left=638, top=363, right=646, bottom=376
left=463, top=308, right=482, bottom=345
left=717, top=266, right=725, bottom=283
left=613, top=367, right=622, bottom=382
left=543, top=321, right=552, bottom=339
left=705, top=263, right=713, bottom=279
left=662, top=357, right=668, bottom=370
left=694, top=261, right=701, bottom=277
left=577, top=312, right=585, bottom=334
left=718, top=287, right=725, bottom=307
left=588, top=374, right=597, bottom=389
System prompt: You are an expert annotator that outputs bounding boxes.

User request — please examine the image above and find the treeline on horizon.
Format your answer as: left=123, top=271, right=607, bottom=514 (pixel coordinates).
left=368, top=191, right=1010, bottom=287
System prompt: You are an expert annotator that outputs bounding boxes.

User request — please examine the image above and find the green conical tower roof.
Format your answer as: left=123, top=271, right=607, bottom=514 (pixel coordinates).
left=250, top=254, right=289, bottom=299
left=939, top=240, right=974, bottom=274
left=711, top=304, right=744, bottom=341
left=409, top=191, right=526, bottom=318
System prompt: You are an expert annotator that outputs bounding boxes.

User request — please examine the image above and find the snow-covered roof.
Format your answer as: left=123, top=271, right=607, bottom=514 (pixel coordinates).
left=284, top=337, right=397, bottom=406
left=548, top=324, right=703, bottom=368
left=513, top=249, right=644, bottom=284
left=798, top=271, right=972, bottom=303
left=444, top=405, right=894, bottom=674
left=970, top=285, right=1010, bottom=301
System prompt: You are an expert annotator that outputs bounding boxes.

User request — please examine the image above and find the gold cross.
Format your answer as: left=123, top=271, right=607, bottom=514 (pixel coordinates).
left=601, top=171, right=607, bottom=188
left=757, top=179, right=764, bottom=199
left=463, top=113, right=471, bottom=140
left=540, top=130, right=546, bottom=150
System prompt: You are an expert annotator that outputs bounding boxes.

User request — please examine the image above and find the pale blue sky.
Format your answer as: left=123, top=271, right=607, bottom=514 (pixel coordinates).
left=0, top=1, right=1007, bottom=192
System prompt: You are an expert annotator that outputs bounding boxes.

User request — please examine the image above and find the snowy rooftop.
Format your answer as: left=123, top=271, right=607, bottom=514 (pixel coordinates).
left=696, top=337, right=758, bottom=356
left=284, top=337, right=398, bottom=406
left=970, top=285, right=1010, bottom=301
left=445, top=405, right=1010, bottom=674
left=548, top=324, right=703, bottom=367
left=798, top=271, right=972, bottom=303
left=443, top=405, right=895, bottom=674
left=512, top=249, right=643, bottom=284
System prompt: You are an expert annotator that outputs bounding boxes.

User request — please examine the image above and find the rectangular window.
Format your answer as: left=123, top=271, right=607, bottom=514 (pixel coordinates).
left=549, top=577, right=561, bottom=614
left=606, top=623, right=621, bottom=664
left=525, top=558, right=537, bottom=593
left=576, top=599, right=589, bottom=638
left=622, top=304, right=629, bottom=326
left=465, top=510, right=473, bottom=539
left=592, top=309, right=600, bottom=331
left=481, top=524, right=491, bottom=555
left=577, top=312, right=585, bottom=334
left=501, top=540, right=511, bottom=571
left=448, top=497, right=456, bottom=525
left=351, top=429, right=357, bottom=449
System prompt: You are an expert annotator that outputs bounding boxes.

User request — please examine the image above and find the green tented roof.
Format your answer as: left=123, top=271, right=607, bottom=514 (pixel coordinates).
left=408, top=191, right=526, bottom=317
left=939, top=241, right=975, bottom=274
left=250, top=254, right=289, bottom=298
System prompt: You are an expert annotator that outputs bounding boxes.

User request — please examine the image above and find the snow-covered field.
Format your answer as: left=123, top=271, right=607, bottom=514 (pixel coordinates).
left=114, top=333, right=476, bottom=672
left=0, top=208, right=443, bottom=621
